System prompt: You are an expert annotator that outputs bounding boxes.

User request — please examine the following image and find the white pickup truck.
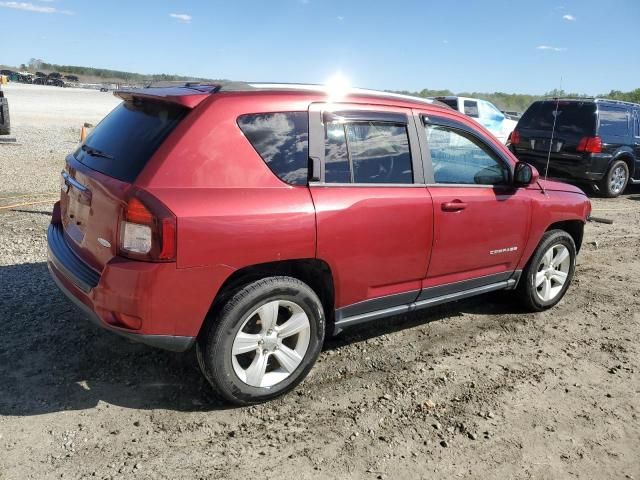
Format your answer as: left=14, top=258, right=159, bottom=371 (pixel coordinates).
left=431, top=96, right=517, bottom=144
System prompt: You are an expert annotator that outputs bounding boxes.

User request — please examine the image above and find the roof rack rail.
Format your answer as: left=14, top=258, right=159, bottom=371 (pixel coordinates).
left=216, top=82, right=438, bottom=106
left=548, top=97, right=639, bottom=107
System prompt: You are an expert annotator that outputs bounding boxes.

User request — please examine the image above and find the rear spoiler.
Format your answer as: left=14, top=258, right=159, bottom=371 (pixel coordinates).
left=114, top=85, right=219, bottom=108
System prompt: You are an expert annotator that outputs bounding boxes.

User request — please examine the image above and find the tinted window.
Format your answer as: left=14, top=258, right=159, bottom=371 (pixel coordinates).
left=438, top=98, right=459, bottom=110
left=75, top=100, right=187, bottom=183
left=635, top=111, right=640, bottom=137
left=599, top=107, right=629, bottom=137
left=324, top=121, right=413, bottom=184
left=463, top=100, right=479, bottom=118
left=426, top=124, right=508, bottom=185
left=518, top=101, right=596, bottom=135
left=237, top=112, right=309, bottom=185
left=324, top=121, right=351, bottom=183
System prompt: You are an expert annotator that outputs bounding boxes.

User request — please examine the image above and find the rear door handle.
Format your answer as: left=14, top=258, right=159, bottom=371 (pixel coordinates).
left=441, top=201, right=468, bottom=212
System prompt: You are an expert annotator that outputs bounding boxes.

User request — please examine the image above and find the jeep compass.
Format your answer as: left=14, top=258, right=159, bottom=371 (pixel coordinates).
left=48, top=83, right=592, bottom=404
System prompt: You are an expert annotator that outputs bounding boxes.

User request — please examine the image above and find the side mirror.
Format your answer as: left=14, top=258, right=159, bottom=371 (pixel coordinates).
left=514, top=162, right=539, bottom=186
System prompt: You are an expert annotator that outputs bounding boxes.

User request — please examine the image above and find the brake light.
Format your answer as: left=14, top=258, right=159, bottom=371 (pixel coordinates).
left=577, top=136, right=602, bottom=153
left=119, top=189, right=177, bottom=262
left=510, top=130, right=521, bottom=145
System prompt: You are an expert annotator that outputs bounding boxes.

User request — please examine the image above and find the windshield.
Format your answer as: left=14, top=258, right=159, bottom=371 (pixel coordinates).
left=518, top=101, right=597, bottom=136
left=74, top=100, right=188, bottom=182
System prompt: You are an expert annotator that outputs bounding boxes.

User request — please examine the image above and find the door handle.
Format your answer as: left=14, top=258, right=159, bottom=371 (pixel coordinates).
left=441, top=201, right=468, bottom=212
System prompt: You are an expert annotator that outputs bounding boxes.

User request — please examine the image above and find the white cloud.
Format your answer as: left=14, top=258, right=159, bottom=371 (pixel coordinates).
left=537, top=45, right=567, bottom=52
left=0, top=1, right=73, bottom=13
left=562, top=14, right=576, bottom=21
left=169, top=13, right=192, bottom=23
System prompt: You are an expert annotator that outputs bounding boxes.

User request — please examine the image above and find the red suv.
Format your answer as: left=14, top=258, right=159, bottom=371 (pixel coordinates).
left=48, top=83, right=591, bottom=404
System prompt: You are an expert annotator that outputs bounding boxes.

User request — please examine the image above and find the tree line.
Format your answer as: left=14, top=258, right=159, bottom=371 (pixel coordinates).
left=392, top=88, right=640, bottom=112
left=23, top=59, right=213, bottom=84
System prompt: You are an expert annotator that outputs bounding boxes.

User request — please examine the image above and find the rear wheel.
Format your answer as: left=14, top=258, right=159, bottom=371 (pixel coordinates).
left=599, top=160, right=628, bottom=198
left=197, top=276, right=325, bottom=405
left=517, top=230, right=576, bottom=311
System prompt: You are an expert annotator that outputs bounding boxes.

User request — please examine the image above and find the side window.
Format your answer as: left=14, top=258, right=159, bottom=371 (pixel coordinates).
left=237, top=112, right=309, bottom=185
left=324, top=120, right=413, bottom=184
left=599, top=107, right=629, bottom=137
left=463, top=100, right=479, bottom=118
left=426, top=124, right=509, bottom=185
left=635, top=110, right=640, bottom=137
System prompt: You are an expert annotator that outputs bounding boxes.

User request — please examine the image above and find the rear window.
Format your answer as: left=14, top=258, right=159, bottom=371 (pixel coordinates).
left=518, top=101, right=596, bottom=135
left=237, top=112, right=309, bottom=186
left=75, top=100, right=187, bottom=183
left=599, top=107, right=629, bottom=137
left=438, top=98, right=459, bottom=110
left=463, top=100, right=479, bottom=118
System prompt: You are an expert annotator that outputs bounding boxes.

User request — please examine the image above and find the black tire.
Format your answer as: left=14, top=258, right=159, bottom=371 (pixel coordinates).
left=0, top=98, right=10, bottom=136
left=517, top=230, right=576, bottom=312
left=599, top=160, right=629, bottom=198
left=196, top=276, right=325, bottom=405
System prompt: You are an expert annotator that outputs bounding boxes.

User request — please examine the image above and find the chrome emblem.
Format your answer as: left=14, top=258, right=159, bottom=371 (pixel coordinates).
left=97, top=238, right=111, bottom=248
left=490, top=246, right=518, bottom=255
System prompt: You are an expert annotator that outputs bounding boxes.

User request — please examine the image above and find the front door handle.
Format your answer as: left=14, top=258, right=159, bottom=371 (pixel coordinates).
left=441, top=201, right=468, bottom=212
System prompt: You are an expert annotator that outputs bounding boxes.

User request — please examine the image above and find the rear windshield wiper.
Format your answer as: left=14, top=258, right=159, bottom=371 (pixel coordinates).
left=81, top=144, right=114, bottom=160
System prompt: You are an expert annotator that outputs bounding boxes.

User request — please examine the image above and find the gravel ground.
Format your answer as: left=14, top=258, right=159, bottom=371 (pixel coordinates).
left=0, top=84, right=639, bottom=480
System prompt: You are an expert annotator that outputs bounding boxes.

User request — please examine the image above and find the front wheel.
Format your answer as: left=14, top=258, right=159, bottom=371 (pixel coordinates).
left=517, top=230, right=576, bottom=311
left=599, top=160, right=629, bottom=198
left=197, top=276, right=325, bottom=405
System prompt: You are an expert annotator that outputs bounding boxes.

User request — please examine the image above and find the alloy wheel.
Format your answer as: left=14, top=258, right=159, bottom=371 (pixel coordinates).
left=610, top=164, right=627, bottom=195
left=231, top=300, right=311, bottom=388
left=535, top=244, right=571, bottom=302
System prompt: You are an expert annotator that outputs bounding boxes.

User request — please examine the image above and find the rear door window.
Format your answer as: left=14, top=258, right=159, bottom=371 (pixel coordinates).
left=237, top=112, right=309, bottom=185
left=463, top=100, right=479, bottom=118
left=518, top=101, right=596, bottom=136
left=324, top=120, right=413, bottom=184
left=599, top=107, right=629, bottom=138
left=75, top=100, right=188, bottom=183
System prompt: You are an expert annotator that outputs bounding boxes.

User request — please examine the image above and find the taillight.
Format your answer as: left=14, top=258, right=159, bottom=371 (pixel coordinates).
left=119, top=189, right=177, bottom=262
left=577, top=136, right=602, bottom=153
left=510, top=130, right=521, bottom=145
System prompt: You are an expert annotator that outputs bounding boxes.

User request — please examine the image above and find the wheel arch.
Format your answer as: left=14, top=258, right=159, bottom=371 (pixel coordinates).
left=200, top=258, right=335, bottom=338
left=545, top=220, right=584, bottom=252
left=611, top=150, right=635, bottom=178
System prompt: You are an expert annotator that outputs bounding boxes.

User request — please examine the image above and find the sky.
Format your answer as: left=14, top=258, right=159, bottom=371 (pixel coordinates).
left=0, top=0, right=638, bottom=94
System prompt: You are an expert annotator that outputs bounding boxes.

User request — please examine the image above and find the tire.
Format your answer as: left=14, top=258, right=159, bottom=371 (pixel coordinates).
left=196, top=276, right=325, bottom=405
left=599, top=160, right=629, bottom=198
left=0, top=99, right=10, bottom=136
left=517, top=230, right=576, bottom=312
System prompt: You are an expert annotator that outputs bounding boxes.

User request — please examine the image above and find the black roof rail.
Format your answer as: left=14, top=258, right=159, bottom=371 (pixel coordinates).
left=547, top=97, right=640, bottom=107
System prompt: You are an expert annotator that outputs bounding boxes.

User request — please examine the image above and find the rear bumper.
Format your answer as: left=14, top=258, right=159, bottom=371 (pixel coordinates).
left=517, top=152, right=610, bottom=182
left=47, top=223, right=195, bottom=352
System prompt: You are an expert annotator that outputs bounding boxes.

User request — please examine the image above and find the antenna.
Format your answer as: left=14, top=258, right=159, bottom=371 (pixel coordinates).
left=543, top=77, right=562, bottom=181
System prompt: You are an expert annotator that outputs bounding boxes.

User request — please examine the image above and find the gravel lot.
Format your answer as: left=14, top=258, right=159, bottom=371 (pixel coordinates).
left=0, top=84, right=639, bottom=480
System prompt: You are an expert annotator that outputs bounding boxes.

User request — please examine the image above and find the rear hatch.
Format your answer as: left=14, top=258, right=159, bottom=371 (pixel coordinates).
left=59, top=91, right=199, bottom=271
left=514, top=100, right=597, bottom=159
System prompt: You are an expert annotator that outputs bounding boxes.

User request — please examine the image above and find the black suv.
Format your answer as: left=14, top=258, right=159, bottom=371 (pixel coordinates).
left=510, top=98, right=640, bottom=197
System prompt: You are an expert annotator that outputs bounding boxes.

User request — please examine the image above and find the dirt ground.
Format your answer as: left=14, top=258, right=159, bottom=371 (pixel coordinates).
left=0, top=84, right=639, bottom=480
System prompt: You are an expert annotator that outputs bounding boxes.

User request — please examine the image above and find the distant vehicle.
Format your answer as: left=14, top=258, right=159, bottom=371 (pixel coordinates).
left=431, top=96, right=518, bottom=144
left=47, top=72, right=62, bottom=79
left=64, top=75, right=80, bottom=82
left=502, top=110, right=522, bottom=120
left=511, top=98, right=640, bottom=197
left=0, top=88, right=9, bottom=135
left=0, top=69, right=15, bottom=77
left=35, top=71, right=47, bottom=78
left=48, top=82, right=591, bottom=404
